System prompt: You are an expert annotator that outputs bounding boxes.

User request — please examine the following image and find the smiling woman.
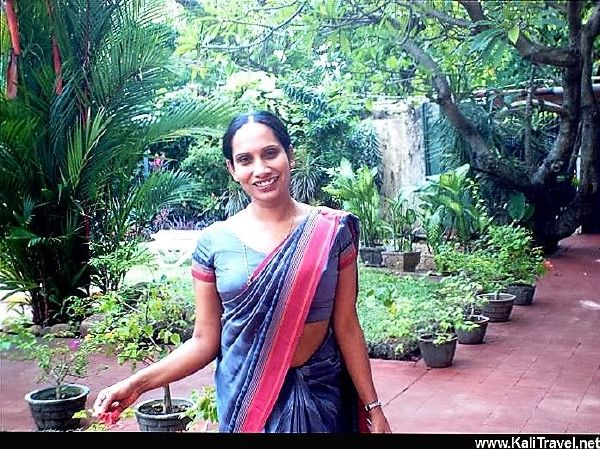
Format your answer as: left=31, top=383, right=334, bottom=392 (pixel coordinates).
left=93, top=111, right=391, bottom=433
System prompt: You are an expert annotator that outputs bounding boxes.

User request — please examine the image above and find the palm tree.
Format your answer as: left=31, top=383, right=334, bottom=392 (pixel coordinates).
left=0, top=0, right=231, bottom=325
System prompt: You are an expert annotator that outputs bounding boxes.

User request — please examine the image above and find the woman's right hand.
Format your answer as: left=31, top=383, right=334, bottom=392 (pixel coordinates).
left=92, top=378, right=140, bottom=418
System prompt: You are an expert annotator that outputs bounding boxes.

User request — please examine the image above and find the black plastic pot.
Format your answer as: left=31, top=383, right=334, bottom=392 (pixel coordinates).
left=24, top=384, right=90, bottom=431
left=134, top=397, right=193, bottom=432
left=479, top=293, right=516, bottom=322
left=505, top=283, right=536, bottom=306
left=457, top=315, right=490, bottom=345
left=418, top=334, right=457, bottom=368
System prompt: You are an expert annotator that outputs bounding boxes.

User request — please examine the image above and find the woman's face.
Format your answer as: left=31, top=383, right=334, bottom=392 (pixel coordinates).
left=226, top=121, right=293, bottom=205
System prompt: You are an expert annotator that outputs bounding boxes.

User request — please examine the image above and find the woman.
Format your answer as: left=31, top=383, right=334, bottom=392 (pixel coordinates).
left=93, top=111, right=391, bottom=433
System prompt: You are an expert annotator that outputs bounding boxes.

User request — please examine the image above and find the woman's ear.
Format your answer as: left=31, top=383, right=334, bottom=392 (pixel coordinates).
left=226, top=160, right=239, bottom=182
left=288, top=146, right=295, bottom=168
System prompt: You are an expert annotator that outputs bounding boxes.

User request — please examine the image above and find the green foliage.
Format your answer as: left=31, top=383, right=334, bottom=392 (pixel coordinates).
left=90, top=240, right=156, bottom=293
left=290, top=148, right=325, bottom=204
left=433, top=222, right=546, bottom=294
left=180, top=141, right=230, bottom=213
left=323, top=159, right=384, bottom=247
left=483, top=223, right=547, bottom=285
left=357, top=267, right=438, bottom=355
left=91, top=279, right=194, bottom=414
left=184, top=385, right=219, bottom=431
left=0, top=0, right=230, bottom=325
left=383, top=192, right=418, bottom=252
left=417, top=164, right=490, bottom=251
left=506, top=192, right=534, bottom=224
left=1, top=325, right=99, bottom=399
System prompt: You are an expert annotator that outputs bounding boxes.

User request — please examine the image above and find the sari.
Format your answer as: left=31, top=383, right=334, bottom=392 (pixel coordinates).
left=211, top=207, right=360, bottom=433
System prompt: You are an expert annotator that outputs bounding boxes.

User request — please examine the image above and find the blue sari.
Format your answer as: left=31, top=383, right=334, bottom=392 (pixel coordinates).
left=193, top=208, right=360, bottom=432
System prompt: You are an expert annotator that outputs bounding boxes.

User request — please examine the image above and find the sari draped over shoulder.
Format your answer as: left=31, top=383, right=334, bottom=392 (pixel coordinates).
left=215, top=207, right=359, bottom=433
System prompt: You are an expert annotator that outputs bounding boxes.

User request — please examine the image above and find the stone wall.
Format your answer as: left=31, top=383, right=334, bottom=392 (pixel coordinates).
left=371, top=100, right=427, bottom=201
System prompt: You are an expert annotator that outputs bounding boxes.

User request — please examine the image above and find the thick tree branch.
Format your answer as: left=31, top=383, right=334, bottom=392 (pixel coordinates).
left=583, top=1, right=600, bottom=39
left=531, top=2, right=582, bottom=186
left=399, top=37, right=531, bottom=189
left=458, top=0, right=577, bottom=68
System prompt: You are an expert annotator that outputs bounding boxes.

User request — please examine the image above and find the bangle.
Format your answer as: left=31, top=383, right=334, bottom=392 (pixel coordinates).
left=364, top=399, right=382, bottom=412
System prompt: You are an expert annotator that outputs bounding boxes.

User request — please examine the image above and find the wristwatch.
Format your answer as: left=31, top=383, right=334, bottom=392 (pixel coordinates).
left=364, top=399, right=382, bottom=412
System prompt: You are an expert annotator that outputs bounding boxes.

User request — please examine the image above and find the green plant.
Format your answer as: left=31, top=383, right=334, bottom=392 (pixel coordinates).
left=0, top=0, right=231, bottom=326
left=484, top=224, right=546, bottom=285
left=91, top=280, right=194, bottom=414
left=357, top=267, right=438, bottom=356
left=413, top=285, right=464, bottom=345
left=383, top=192, right=418, bottom=252
left=90, top=240, right=157, bottom=293
left=290, top=148, right=324, bottom=204
left=1, top=325, right=99, bottom=399
left=184, top=385, right=219, bottom=431
left=417, top=164, right=489, bottom=252
left=323, top=159, right=384, bottom=247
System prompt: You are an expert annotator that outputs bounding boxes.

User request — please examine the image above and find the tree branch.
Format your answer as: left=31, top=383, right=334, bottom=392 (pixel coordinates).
left=531, top=1, right=582, bottom=186
left=203, top=1, right=307, bottom=51
left=399, top=37, right=531, bottom=188
left=458, top=0, right=577, bottom=68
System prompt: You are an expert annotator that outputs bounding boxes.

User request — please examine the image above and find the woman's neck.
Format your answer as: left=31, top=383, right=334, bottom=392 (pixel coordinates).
left=248, top=197, right=297, bottom=224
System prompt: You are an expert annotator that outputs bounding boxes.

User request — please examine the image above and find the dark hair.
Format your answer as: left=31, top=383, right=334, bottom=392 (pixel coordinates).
left=222, top=110, right=291, bottom=162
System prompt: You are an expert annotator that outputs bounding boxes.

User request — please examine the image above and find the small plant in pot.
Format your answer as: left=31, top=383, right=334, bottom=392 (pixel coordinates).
left=472, top=255, right=515, bottom=323
left=413, top=286, right=464, bottom=368
left=1, top=322, right=98, bottom=431
left=91, top=280, right=195, bottom=432
left=442, top=274, right=490, bottom=345
left=381, top=192, right=421, bottom=272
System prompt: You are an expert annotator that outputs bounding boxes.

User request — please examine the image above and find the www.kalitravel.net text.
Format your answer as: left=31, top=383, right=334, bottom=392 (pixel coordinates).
left=474, top=437, right=600, bottom=449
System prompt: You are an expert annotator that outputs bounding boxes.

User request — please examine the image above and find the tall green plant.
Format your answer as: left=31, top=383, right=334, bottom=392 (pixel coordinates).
left=323, top=159, right=383, bottom=247
left=383, top=193, right=418, bottom=252
left=417, top=164, right=489, bottom=252
left=0, top=0, right=231, bottom=325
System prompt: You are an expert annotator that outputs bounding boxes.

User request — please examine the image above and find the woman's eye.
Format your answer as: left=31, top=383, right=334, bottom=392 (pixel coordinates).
left=265, top=149, right=279, bottom=158
left=237, top=157, right=251, bottom=165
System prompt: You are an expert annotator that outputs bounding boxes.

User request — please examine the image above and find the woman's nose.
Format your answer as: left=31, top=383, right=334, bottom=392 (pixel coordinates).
left=253, top=160, right=271, bottom=175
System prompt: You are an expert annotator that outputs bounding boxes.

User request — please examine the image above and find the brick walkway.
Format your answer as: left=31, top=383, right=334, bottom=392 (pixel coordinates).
left=1, top=234, right=599, bottom=433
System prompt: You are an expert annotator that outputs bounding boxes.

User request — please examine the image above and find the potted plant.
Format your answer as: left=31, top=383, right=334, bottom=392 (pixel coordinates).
left=484, top=224, right=548, bottom=305
left=91, top=280, right=195, bottom=432
left=413, top=283, right=465, bottom=368
left=381, top=192, right=421, bottom=271
left=470, top=251, right=516, bottom=323
left=442, top=274, right=491, bottom=345
left=323, top=159, right=385, bottom=266
left=1, top=323, right=97, bottom=431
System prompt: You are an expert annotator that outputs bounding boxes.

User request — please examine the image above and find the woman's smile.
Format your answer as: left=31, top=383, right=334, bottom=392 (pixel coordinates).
left=254, top=175, right=279, bottom=191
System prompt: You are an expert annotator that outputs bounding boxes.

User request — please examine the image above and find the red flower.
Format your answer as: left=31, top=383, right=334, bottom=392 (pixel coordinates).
left=544, top=260, right=554, bottom=270
left=99, top=409, right=122, bottom=426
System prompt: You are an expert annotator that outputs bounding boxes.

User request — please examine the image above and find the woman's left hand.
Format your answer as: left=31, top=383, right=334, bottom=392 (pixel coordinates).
left=369, top=408, right=392, bottom=433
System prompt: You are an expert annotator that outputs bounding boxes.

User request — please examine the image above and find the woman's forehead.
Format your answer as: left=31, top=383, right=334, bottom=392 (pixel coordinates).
left=231, top=122, right=281, bottom=153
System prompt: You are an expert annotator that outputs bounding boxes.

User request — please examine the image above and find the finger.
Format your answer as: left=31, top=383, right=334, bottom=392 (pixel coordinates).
left=92, top=392, right=111, bottom=416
